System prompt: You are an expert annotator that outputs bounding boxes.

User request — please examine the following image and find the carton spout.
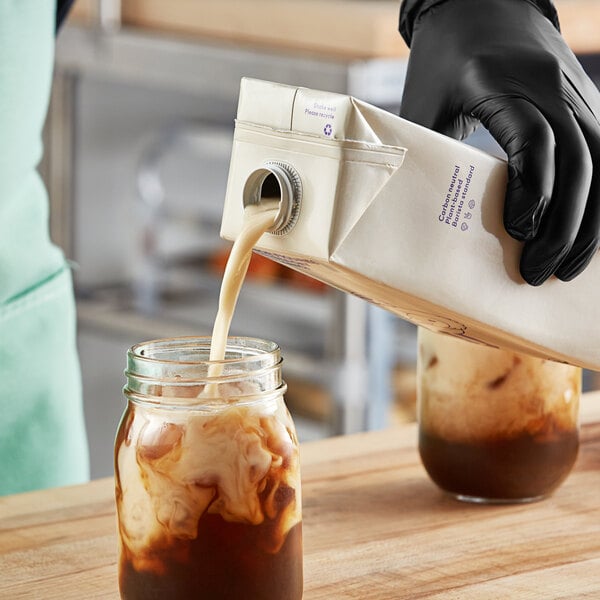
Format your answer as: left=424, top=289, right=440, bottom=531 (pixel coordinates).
left=242, top=161, right=303, bottom=236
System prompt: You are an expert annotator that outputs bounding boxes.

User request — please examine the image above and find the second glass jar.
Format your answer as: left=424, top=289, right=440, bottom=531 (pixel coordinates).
left=417, top=327, right=581, bottom=503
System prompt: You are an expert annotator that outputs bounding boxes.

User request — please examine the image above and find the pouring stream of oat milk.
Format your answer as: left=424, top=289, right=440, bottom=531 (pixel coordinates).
left=207, top=202, right=277, bottom=364
left=205, top=165, right=297, bottom=392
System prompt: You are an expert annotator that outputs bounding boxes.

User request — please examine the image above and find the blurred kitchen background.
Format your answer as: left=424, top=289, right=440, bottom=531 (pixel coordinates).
left=43, top=0, right=600, bottom=478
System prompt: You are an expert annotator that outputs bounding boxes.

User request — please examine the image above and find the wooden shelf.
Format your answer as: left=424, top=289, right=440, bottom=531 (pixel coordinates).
left=69, top=0, right=600, bottom=59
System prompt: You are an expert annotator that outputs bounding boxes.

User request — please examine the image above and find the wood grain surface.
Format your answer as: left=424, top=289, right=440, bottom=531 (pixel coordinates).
left=1, top=393, right=599, bottom=599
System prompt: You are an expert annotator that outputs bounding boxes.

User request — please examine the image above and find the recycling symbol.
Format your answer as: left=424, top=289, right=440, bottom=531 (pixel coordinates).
left=324, top=124, right=333, bottom=136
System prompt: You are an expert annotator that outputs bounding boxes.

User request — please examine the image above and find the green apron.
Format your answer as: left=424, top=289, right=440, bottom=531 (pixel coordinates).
left=0, top=1, right=89, bottom=494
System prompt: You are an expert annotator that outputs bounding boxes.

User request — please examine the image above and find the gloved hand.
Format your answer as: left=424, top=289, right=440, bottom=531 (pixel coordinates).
left=399, top=0, right=600, bottom=285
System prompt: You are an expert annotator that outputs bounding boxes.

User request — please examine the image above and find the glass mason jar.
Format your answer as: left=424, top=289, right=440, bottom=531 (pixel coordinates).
left=417, top=327, right=581, bottom=503
left=115, top=337, right=303, bottom=600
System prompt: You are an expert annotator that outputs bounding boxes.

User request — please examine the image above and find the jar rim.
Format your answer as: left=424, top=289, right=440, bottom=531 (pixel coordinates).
left=128, top=336, right=280, bottom=366
left=124, top=337, right=284, bottom=404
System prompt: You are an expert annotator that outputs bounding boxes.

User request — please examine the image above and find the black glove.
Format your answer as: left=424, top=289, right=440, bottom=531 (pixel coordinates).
left=399, top=0, right=600, bottom=285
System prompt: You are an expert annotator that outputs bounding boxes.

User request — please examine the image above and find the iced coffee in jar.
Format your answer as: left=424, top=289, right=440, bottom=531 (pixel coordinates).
left=115, top=336, right=303, bottom=600
left=417, top=327, right=581, bottom=503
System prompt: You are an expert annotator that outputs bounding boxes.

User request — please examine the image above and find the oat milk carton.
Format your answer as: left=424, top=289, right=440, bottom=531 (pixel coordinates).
left=220, top=78, right=600, bottom=370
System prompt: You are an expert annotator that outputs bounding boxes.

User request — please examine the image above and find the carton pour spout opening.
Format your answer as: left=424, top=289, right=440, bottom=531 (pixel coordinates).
left=242, top=161, right=302, bottom=236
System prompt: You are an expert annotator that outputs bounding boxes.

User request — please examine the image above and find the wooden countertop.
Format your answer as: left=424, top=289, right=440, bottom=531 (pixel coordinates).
left=70, top=0, right=600, bottom=59
left=1, top=392, right=599, bottom=598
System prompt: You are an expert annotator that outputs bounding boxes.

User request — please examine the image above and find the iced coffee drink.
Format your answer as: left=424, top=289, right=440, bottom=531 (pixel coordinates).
left=115, top=162, right=305, bottom=598
left=115, top=337, right=303, bottom=599
left=417, top=327, right=581, bottom=502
